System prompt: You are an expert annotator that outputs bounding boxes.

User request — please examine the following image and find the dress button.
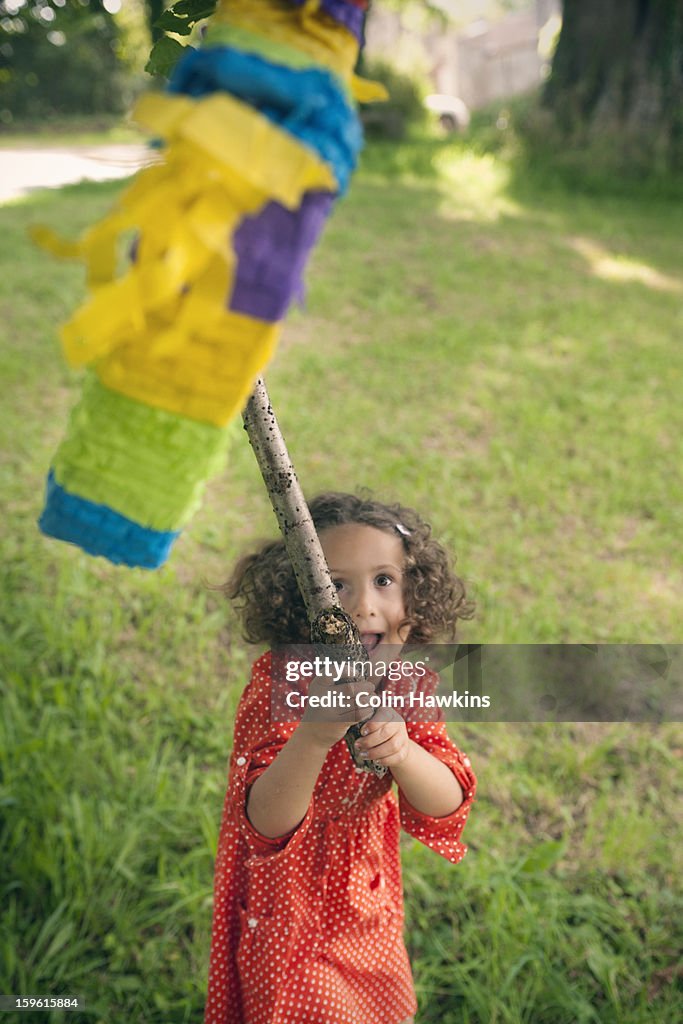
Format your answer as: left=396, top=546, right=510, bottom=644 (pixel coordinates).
left=247, top=917, right=258, bottom=929
left=236, top=756, right=247, bottom=766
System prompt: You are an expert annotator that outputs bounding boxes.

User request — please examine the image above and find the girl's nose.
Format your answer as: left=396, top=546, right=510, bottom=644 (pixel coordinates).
left=350, top=587, right=375, bottom=619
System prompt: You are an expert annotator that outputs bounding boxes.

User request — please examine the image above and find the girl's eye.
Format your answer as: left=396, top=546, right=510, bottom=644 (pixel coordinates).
left=375, top=574, right=393, bottom=587
left=332, top=579, right=344, bottom=592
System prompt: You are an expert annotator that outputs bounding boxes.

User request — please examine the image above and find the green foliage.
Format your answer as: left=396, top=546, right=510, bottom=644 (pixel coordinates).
left=145, top=33, right=188, bottom=78
left=145, top=0, right=216, bottom=77
left=155, top=0, right=215, bottom=35
left=359, top=58, right=428, bottom=140
left=0, top=0, right=137, bottom=123
left=450, top=90, right=683, bottom=200
left=520, top=106, right=683, bottom=196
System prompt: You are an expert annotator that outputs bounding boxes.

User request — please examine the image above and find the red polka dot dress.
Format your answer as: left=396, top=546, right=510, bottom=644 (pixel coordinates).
left=204, top=652, right=476, bottom=1024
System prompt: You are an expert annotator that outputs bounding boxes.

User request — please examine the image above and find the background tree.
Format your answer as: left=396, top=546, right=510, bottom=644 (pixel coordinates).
left=0, top=0, right=148, bottom=124
left=542, top=0, right=683, bottom=174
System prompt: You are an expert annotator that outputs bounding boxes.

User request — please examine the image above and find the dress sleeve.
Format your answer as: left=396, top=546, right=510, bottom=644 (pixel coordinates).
left=398, top=670, right=477, bottom=864
left=227, top=652, right=316, bottom=861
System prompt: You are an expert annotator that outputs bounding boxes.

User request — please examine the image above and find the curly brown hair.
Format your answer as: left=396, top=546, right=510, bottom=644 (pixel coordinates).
left=224, top=493, right=474, bottom=647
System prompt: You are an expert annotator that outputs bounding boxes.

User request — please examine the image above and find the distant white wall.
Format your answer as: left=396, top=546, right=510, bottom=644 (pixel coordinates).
left=365, top=1, right=561, bottom=110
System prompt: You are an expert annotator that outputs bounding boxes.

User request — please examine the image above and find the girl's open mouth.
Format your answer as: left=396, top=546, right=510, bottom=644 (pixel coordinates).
left=361, top=633, right=383, bottom=654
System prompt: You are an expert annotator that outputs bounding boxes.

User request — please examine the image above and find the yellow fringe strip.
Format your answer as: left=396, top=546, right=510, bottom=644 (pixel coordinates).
left=34, top=91, right=336, bottom=427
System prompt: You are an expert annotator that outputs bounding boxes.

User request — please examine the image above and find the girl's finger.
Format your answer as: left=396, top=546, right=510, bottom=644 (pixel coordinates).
left=359, top=723, right=404, bottom=752
left=360, top=736, right=407, bottom=764
left=359, top=722, right=389, bottom=746
left=360, top=708, right=401, bottom=732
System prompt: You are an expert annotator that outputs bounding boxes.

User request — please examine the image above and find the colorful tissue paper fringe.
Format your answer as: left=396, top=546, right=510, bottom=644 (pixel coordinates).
left=36, top=0, right=376, bottom=569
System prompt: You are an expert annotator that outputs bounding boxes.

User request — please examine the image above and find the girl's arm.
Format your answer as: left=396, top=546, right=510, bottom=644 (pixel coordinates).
left=389, top=739, right=463, bottom=817
left=246, top=727, right=331, bottom=839
left=246, top=679, right=357, bottom=838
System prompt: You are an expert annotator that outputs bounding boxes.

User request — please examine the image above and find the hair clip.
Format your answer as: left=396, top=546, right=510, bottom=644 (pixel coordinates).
left=394, top=523, right=411, bottom=537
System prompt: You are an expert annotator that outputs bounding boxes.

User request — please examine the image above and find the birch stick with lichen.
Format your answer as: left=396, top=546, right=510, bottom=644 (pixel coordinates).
left=242, top=378, right=386, bottom=777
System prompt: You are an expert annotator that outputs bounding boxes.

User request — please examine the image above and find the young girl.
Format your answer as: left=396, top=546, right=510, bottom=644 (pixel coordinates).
left=204, top=493, right=477, bottom=1024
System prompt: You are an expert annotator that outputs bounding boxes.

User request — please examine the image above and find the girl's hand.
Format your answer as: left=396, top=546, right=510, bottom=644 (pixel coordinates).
left=299, top=675, right=365, bottom=751
left=353, top=707, right=411, bottom=769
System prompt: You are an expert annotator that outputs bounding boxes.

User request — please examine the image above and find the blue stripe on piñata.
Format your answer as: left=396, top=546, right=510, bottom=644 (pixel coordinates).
left=168, top=47, right=362, bottom=194
left=39, top=471, right=180, bottom=569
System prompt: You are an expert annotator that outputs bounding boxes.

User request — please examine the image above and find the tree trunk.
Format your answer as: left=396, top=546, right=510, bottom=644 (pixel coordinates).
left=543, top=0, right=683, bottom=172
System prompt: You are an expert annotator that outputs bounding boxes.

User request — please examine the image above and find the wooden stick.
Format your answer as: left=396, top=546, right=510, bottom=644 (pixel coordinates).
left=242, top=378, right=387, bottom=776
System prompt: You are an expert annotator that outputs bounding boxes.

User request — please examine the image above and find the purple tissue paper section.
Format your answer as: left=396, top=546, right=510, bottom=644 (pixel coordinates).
left=229, top=191, right=335, bottom=322
left=287, top=0, right=366, bottom=41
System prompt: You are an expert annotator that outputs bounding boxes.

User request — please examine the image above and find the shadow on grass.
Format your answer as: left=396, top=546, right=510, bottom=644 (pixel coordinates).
left=368, top=130, right=683, bottom=299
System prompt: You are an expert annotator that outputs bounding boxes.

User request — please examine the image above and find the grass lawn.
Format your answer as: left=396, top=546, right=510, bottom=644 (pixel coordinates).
left=1, top=139, right=681, bottom=1022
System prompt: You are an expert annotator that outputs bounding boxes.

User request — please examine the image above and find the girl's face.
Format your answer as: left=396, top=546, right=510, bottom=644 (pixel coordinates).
left=319, top=524, right=408, bottom=654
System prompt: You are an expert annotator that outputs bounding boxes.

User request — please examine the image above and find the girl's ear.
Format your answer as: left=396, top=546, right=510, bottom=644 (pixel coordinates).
left=398, top=621, right=412, bottom=644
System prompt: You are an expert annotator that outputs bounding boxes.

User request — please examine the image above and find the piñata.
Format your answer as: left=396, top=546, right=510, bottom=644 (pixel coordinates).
left=36, top=0, right=378, bottom=568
